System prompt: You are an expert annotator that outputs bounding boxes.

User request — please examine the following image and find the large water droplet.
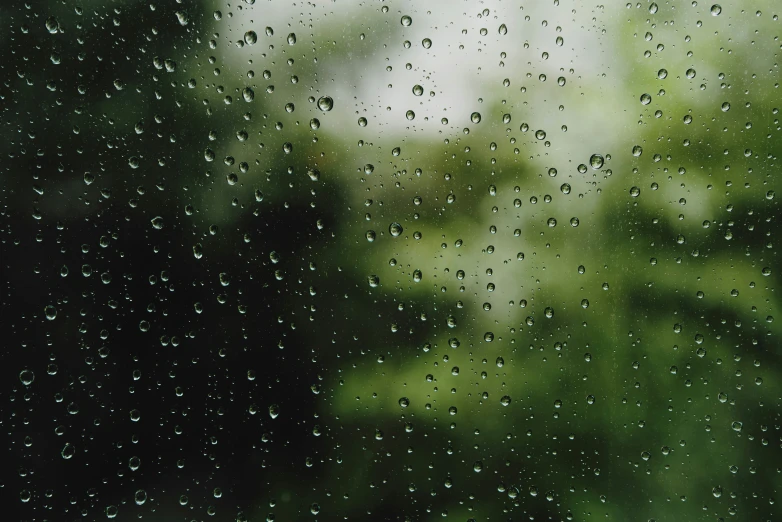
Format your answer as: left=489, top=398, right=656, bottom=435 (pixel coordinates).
left=19, top=369, right=35, bottom=386
left=151, top=216, right=164, bottom=230
left=175, top=11, right=189, bottom=26
left=45, top=305, right=58, bottom=320
left=317, top=96, right=334, bottom=112
left=45, top=17, right=60, bottom=34
left=389, top=222, right=403, bottom=237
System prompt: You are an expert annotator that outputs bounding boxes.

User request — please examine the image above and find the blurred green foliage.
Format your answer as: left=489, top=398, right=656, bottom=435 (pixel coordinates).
left=2, top=1, right=780, bottom=521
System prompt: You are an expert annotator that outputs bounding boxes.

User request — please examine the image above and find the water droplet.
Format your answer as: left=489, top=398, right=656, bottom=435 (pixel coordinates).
left=630, top=186, right=641, bottom=197
left=61, top=442, right=75, bottom=459
left=318, top=96, right=334, bottom=112
left=721, top=102, right=730, bottom=112
left=710, top=4, right=722, bottom=16
left=368, top=274, right=380, bottom=288
left=473, top=461, right=483, bottom=472
left=561, top=183, right=571, bottom=194
left=470, top=112, right=482, bottom=124
left=412, top=85, right=424, bottom=96
left=589, top=154, right=604, bottom=169
left=712, top=486, right=722, bottom=498
left=535, top=129, right=547, bottom=140
left=399, top=397, right=410, bottom=408
left=244, top=31, right=257, bottom=45
left=175, top=11, right=189, bottom=26
left=686, top=68, right=697, bottom=79
left=389, top=222, right=403, bottom=237
left=640, top=93, right=652, bottom=105
left=45, top=17, right=60, bottom=34
left=269, top=404, right=280, bottom=419
left=422, top=38, right=432, bottom=49
left=657, top=68, right=668, bottom=79
left=632, top=145, right=643, bottom=157
left=45, top=305, right=58, bottom=320
left=499, top=24, right=508, bottom=35
left=649, top=2, right=659, bottom=14
left=151, top=216, right=164, bottom=230
left=242, top=87, right=255, bottom=102
left=19, top=369, right=35, bottom=386
left=406, top=110, right=415, bottom=120
left=287, top=33, right=297, bottom=45
left=401, top=15, right=412, bottom=26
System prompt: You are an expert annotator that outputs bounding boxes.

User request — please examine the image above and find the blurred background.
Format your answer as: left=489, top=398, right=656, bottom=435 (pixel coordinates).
left=1, top=0, right=780, bottom=521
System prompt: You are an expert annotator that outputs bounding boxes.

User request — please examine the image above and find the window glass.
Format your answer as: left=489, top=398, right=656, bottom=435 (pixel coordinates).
left=6, top=1, right=779, bottom=521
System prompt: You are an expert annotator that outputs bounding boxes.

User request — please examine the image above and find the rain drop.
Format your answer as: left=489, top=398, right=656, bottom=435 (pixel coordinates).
left=317, top=96, right=334, bottom=112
